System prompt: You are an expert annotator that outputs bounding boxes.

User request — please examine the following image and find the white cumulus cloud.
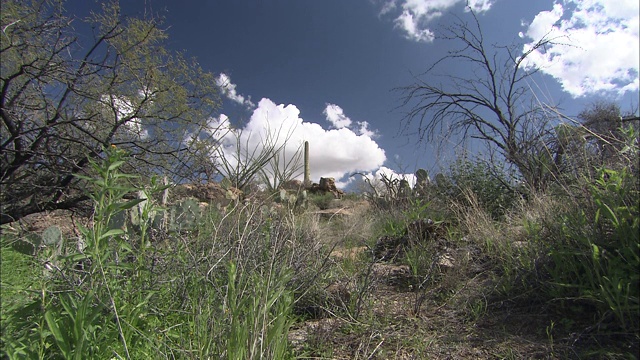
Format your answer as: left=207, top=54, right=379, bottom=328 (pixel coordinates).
left=215, top=73, right=256, bottom=108
left=356, top=121, right=377, bottom=138
left=323, top=103, right=379, bottom=138
left=521, top=0, right=640, bottom=97
left=378, top=0, right=494, bottom=42
left=215, top=98, right=386, bottom=186
left=395, top=10, right=436, bottom=42
left=324, top=103, right=352, bottom=129
left=467, top=0, right=493, bottom=13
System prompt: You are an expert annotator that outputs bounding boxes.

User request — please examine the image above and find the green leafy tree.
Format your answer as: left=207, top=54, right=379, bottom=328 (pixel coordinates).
left=578, top=101, right=639, bottom=166
left=550, top=101, right=639, bottom=180
left=1, top=0, right=221, bottom=224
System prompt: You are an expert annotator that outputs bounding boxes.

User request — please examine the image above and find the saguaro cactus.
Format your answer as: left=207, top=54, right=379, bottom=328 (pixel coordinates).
left=304, top=141, right=311, bottom=187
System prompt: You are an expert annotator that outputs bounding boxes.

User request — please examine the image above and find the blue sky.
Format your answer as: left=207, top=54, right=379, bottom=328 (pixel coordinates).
left=73, top=0, right=639, bottom=187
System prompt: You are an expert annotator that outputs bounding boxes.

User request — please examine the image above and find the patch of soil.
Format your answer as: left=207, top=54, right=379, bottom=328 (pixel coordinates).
left=330, top=246, right=368, bottom=260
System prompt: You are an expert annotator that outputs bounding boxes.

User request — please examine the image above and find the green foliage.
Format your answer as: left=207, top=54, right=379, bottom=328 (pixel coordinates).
left=378, top=218, right=405, bottom=239
left=0, top=0, right=221, bottom=224
left=437, top=158, right=519, bottom=219
left=547, top=166, right=639, bottom=330
left=169, top=197, right=202, bottom=232
left=225, top=262, right=294, bottom=359
left=274, top=188, right=308, bottom=212
left=2, top=118, right=636, bottom=358
left=414, top=168, right=430, bottom=197
left=415, top=169, right=429, bottom=183
left=0, top=245, right=43, bottom=358
left=44, top=291, right=107, bottom=359
left=2, top=146, right=328, bottom=358
left=1, top=147, right=157, bottom=358
left=309, top=192, right=335, bottom=210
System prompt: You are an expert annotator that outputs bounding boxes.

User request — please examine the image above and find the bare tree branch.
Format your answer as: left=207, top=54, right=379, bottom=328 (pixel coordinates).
left=396, top=11, right=567, bottom=188
left=1, top=0, right=221, bottom=224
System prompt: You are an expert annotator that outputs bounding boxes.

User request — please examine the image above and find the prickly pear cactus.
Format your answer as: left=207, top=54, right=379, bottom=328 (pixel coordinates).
left=220, top=177, right=233, bottom=190
left=129, top=204, right=141, bottom=226
left=151, top=212, right=165, bottom=230
left=10, top=232, right=42, bottom=256
left=10, top=226, right=64, bottom=257
left=169, top=197, right=201, bottom=231
left=225, top=188, right=239, bottom=201
left=42, top=225, right=62, bottom=246
left=434, top=173, right=449, bottom=188
left=399, top=179, right=412, bottom=198
left=278, top=189, right=289, bottom=203
left=296, top=189, right=308, bottom=209
left=108, top=211, right=128, bottom=231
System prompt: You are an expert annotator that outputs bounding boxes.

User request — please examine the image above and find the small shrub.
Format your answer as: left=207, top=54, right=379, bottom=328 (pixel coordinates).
left=435, top=157, right=520, bottom=220
left=309, top=192, right=335, bottom=210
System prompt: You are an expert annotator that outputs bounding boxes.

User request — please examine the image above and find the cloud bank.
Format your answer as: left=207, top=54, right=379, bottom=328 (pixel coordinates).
left=521, top=0, right=639, bottom=97
left=378, top=0, right=494, bottom=42
left=213, top=98, right=386, bottom=187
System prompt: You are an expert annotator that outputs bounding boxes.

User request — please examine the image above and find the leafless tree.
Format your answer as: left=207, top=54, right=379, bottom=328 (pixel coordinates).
left=397, top=11, right=565, bottom=189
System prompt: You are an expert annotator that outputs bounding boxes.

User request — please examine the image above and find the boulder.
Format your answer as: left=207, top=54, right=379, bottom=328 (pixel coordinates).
left=308, top=177, right=344, bottom=198
left=281, top=179, right=304, bottom=191
left=371, top=263, right=412, bottom=288
left=319, top=177, right=336, bottom=191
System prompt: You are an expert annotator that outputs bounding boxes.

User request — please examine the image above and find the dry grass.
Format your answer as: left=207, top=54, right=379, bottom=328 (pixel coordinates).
left=292, top=190, right=637, bottom=359
left=3, top=188, right=636, bottom=359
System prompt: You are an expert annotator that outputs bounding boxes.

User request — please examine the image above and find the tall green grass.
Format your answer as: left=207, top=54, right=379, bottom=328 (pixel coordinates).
left=546, top=166, right=639, bottom=330
left=1, top=146, right=332, bottom=359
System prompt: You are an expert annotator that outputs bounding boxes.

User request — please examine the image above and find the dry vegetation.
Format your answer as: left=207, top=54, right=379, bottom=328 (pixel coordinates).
left=3, top=140, right=637, bottom=359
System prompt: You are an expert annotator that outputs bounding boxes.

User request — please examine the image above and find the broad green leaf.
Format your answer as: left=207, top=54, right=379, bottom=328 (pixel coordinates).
left=600, top=203, right=619, bottom=227
left=45, top=310, right=71, bottom=356
left=113, top=173, right=140, bottom=179
left=118, top=241, right=133, bottom=252
left=99, top=228, right=125, bottom=239
left=73, top=174, right=94, bottom=181
left=118, top=198, right=146, bottom=210
left=107, top=160, right=125, bottom=171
